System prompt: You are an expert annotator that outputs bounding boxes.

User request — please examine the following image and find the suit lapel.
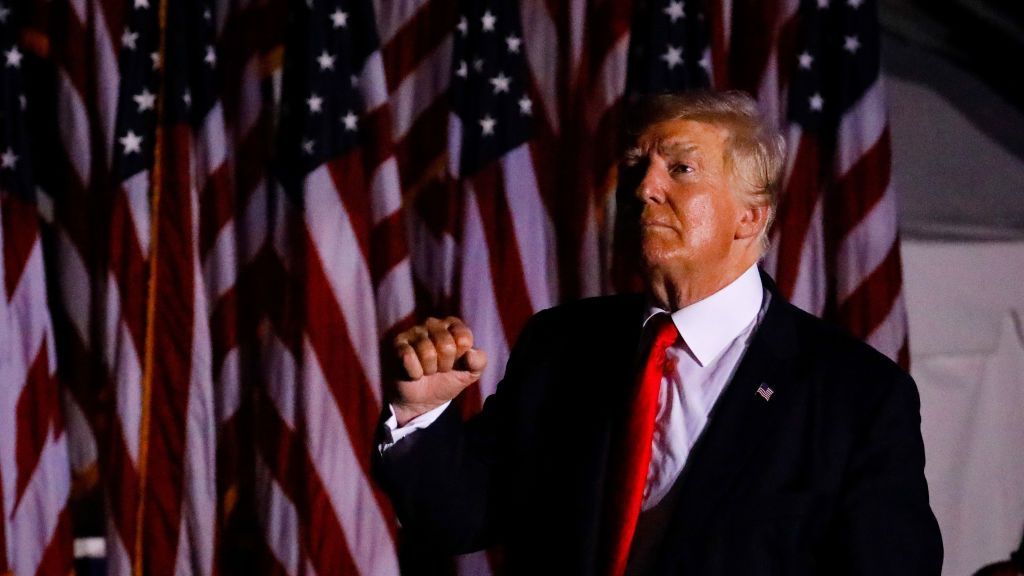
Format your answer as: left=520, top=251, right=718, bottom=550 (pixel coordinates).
left=656, top=275, right=802, bottom=560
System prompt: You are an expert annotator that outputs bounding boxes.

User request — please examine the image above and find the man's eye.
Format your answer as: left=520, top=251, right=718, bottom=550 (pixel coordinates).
left=670, top=164, right=693, bottom=174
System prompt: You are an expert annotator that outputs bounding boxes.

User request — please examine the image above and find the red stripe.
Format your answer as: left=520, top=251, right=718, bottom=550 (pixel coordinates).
left=360, top=105, right=395, bottom=173
left=830, top=128, right=891, bottom=244
left=141, top=126, right=196, bottom=575
left=32, top=505, right=74, bottom=576
left=325, top=150, right=372, bottom=263
left=254, top=386, right=361, bottom=576
left=50, top=0, right=92, bottom=99
left=209, top=285, right=239, bottom=386
left=369, top=210, right=410, bottom=286
left=468, top=163, right=535, bottom=348
left=199, top=161, right=234, bottom=262
left=394, top=95, right=449, bottom=191
left=300, top=229, right=399, bottom=539
left=106, top=418, right=141, bottom=562
left=1, top=193, right=39, bottom=299
left=107, top=188, right=150, bottom=357
left=836, top=239, right=903, bottom=343
left=772, top=133, right=822, bottom=299
left=379, top=0, right=456, bottom=93
left=13, top=341, right=62, bottom=512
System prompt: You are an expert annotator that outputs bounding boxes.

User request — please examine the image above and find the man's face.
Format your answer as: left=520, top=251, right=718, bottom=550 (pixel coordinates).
left=625, top=118, right=747, bottom=279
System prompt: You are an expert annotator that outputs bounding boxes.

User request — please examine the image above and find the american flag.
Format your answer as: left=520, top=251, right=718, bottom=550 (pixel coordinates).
left=759, top=0, right=909, bottom=367
left=253, top=0, right=412, bottom=573
left=2, top=0, right=904, bottom=573
left=0, top=2, right=75, bottom=574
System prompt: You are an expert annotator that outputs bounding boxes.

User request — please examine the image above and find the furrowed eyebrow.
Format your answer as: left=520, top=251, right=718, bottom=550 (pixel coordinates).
left=623, top=146, right=643, bottom=165
left=657, top=141, right=699, bottom=157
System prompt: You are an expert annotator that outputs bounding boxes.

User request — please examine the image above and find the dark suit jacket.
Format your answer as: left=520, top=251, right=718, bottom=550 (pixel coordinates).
left=373, top=275, right=943, bottom=575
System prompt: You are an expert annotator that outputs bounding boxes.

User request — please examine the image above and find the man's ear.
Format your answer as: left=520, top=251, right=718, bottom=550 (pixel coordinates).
left=736, top=203, right=770, bottom=240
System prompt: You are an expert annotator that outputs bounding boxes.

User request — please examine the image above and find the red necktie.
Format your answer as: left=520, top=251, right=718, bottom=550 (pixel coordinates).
left=605, top=313, right=679, bottom=576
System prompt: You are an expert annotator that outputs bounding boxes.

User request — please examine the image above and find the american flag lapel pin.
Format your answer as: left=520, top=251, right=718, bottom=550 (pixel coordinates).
left=756, top=383, right=774, bottom=402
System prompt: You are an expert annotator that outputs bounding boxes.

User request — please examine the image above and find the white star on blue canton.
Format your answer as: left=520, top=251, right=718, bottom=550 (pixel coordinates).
left=844, top=35, right=860, bottom=54
left=661, top=45, right=683, bottom=69
left=4, top=45, right=23, bottom=68
left=120, top=131, right=143, bottom=155
left=0, top=148, right=18, bottom=170
left=479, top=115, right=496, bottom=135
left=481, top=10, right=496, bottom=32
left=122, top=29, right=139, bottom=50
left=330, top=8, right=348, bottom=28
left=317, top=50, right=335, bottom=71
left=490, top=72, right=511, bottom=94
left=664, top=1, right=685, bottom=23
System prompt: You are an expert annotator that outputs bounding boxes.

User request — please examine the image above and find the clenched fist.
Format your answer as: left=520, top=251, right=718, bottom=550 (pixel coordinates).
left=391, top=317, right=487, bottom=426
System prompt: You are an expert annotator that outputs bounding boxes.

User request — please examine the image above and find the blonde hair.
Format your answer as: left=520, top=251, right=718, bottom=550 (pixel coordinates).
left=624, top=90, right=786, bottom=251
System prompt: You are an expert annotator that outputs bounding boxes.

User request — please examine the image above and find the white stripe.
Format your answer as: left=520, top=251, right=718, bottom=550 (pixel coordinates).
left=58, top=70, right=92, bottom=187
left=370, top=156, right=402, bottom=225
left=92, top=0, right=119, bottom=169
left=105, top=506, right=133, bottom=576
left=586, top=34, right=630, bottom=132
left=9, top=240, right=50, bottom=370
left=447, top=112, right=462, bottom=178
left=178, top=241, right=217, bottom=576
left=216, top=349, right=241, bottom=424
left=255, top=453, right=303, bottom=576
left=195, top=102, right=229, bottom=195
left=375, top=258, right=416, bottom=332
left=203, top=218, right=238, bottom=302
left=68, top=0, right=86, bottom=22
left=242, top=181, right=270, bottom=264
left=271, top=183, right=291, bottom=270
left=568, top=0, right=586, bottom=88
left=456, top=552, right=494, bottom=576
left=866, top=289, right=907, bottom=361
left=391, top=34, right=452, bottom=141
left=64, top=390, right=98, bottom=474
left=360, top=51, right=389, bottom=113
left=123, top=170, right=152, bottom=256
left=787, top=197, right=827, bottom=317
left=303, top=166, right=382, bottom=403
left=837, top=79, right=888, bottom=175
left=8, top=435, right=70, bottom=576
left=103, top=273, right=142, bottom=466
left=460, top=186, right=512, bottom=399
left=835, top=183, right=898, bottom=303
left=374, top=0, right=429, bottom=45
left=501, top=145, right=557, bottom=311
left=264, top=335, right=298, bottom=430
left=300, top=337, right=399, bottom=576
left=520, top=0, right=560, bottom=133
left=56, top=229, right=92, bottom=347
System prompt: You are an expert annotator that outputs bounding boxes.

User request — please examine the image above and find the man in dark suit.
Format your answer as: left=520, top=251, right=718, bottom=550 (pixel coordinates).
left=373, top=91, right=942, bottom=575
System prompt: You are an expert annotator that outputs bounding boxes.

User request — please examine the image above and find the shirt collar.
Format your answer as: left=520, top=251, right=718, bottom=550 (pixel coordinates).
left=643, top=264, right=764, bottom=367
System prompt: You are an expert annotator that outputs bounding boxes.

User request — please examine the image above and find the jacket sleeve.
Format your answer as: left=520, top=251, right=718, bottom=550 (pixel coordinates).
left=831, top=371, right=944, bottom=575
left=371, top=312, right=546, bottom=555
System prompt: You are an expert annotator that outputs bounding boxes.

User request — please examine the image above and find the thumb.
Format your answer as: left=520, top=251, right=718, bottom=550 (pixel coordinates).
left=457, top=348, right=487, bottom=377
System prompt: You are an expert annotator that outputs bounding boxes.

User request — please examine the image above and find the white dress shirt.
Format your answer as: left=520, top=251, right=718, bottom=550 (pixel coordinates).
left=381, top=264, right=767, bottom=513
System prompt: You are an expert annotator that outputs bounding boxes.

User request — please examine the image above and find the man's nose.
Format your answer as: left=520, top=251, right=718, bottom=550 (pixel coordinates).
left=636, top=164, right=666, bottom=204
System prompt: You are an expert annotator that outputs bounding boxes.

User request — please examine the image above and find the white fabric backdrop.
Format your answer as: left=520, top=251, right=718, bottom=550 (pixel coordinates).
left=903, top=239, right=1024, bottom=575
